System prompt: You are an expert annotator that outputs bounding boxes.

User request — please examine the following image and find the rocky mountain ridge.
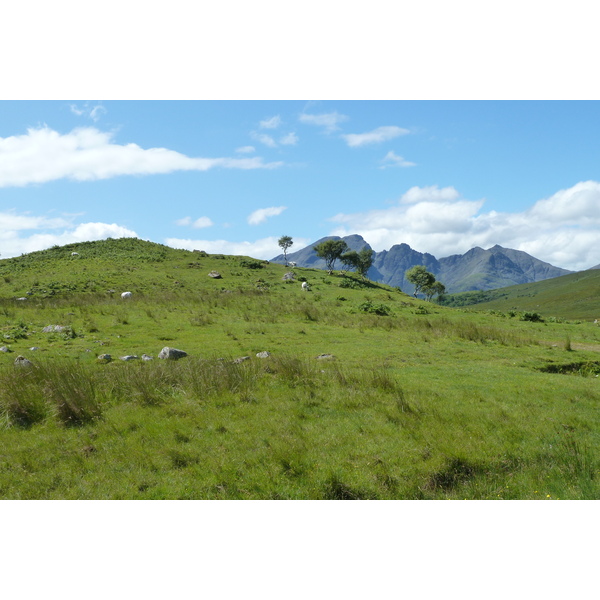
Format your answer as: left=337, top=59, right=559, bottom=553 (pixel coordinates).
left=271, top=235, right=573, bottom=294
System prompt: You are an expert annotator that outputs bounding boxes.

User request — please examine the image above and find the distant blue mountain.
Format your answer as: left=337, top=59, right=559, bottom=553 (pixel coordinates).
left=271, top=235, right=573, bottom=294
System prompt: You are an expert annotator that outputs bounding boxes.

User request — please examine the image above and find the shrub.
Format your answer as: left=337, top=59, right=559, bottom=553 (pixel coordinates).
left=357, top=300, right=392, bottom=316
left=520, top=311, right=544, bottom=322
left=239, top=259, right=264, bottom=269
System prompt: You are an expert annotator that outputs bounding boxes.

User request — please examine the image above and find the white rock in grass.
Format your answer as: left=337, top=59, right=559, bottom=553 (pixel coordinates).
left=158, top=347, right=188, bottom=360
left=256, top=351, right=271, bottom=358
left=14, top=355, right=33, bottom=367
left=120, top=355, right=139, bottom=361
left=141, top=354, right=154, bottom=361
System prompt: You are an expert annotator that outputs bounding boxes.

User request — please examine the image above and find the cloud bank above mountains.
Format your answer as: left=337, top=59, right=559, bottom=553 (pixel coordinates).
left=330, top=181, right=600, bottom=271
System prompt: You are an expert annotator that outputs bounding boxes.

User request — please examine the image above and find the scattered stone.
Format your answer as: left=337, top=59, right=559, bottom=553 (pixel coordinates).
left=0, top=346, right=11, bottom=353
left=43, top=325, right=65, bottom=333
left=282, top=272, right=296, bottom=281
left=14, top=355, right=33, bottom=367
left=316, top=354, right=335, bottom=360
left=208, top=271, right=222, bottom=279
left=142, top=354, right=154, bottom=361
left=233, top=356, right=251, bottom=364
left=29, top=347, right=40, bottom=351
left=16, top=297, right=27, bottom=301
left=256, top=351, right=271, bottom=358
left=158, top=347, right=188, bottom=360
left=97, top=354, right=112, bottom=363
left=120, top=355, right=139, bottom=361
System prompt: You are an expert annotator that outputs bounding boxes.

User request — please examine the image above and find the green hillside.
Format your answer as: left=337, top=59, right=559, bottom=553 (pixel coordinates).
left=1, top=238, right=599, bottom=500
left=441, top=269, right=600, bottom=321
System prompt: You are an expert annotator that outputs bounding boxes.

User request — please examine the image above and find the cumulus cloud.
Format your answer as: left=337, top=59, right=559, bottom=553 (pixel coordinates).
left=247, top=206, right=287, bottom=225
left=342, top=126, right=410, bottom=148
left=380, top=150, right=416, bottom=169
left=260, top=116, right=282, bottom=129
left=298, top=111, right=348, bottom=133
left=0, top=126, right=283, bottom=188
left=329, top=181, right=600, bottom=271
left=0, top=211, right=138, bottom=258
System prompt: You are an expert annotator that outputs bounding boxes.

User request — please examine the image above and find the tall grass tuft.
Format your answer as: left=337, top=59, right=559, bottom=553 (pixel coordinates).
left=0, top=367, right=50, bottom=427
left=35, top=360, right=102, bottom=426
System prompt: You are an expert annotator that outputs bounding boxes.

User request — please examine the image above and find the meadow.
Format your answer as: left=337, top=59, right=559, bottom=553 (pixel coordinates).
left=0, top=238, right=599, bottom=499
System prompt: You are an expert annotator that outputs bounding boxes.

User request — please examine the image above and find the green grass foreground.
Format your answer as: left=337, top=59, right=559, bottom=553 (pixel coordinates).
left=1, top=238, right=599, bottom=499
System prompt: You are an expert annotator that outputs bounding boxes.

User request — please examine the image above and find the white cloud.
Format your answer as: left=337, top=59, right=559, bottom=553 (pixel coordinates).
left=165, top=236, right=311, bottom=260
left=328, top=181, right=600, bottom=271
left=251, top=131, right=278, bottom=148
left=0, top=212, right=138, bottom=258
left=0, top=126, right=283, bottom=188
left=192, top=217, right=214, bottom=229
left=247, top=206, right=287, bottom=225
left=69, top=103, right=106, bottom=122
left=380, top=150, right=416, bottom=169
left=175, top=216, right=214, bottom=228
left=298, top=111, right=348, bottom=133
left=400, top=185, right=460, bottom=204
left=260, top=115, right=282, bottom=129
left=279, top=132, right=298, bottom=146
left=342, top=126, right=410, bottom=148
left=236, top=145, right=256, bottom=154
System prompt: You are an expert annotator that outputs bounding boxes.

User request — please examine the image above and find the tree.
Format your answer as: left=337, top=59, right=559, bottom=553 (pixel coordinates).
left=342, top=248, right=374, bottom=279
left=423, top=280, right=446, bottom=301
left=278, top=235, right=293, bottom=265
left=314, top=239, right=349, bottom=273
left=405, top=265, right=435, bottom=298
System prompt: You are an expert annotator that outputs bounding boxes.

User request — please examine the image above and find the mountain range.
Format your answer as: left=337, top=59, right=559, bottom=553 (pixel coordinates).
left=271, top=235, right=573, bottom=294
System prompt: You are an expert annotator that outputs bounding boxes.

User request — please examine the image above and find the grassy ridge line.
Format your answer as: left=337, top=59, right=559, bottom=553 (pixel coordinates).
left=0, top=238, right=599, bottom=499
left=441, top=268, right=600, bottom=321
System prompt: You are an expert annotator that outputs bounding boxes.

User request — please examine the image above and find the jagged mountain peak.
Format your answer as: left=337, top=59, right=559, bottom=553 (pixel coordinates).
left=271, top=236, right=573, bottom=294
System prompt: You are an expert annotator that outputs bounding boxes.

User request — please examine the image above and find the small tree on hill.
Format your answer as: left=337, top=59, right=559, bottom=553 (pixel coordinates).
left=314, top=239, right=349, bottom=274
left=278, top=235, right=293, bottom=266
left=405, top=265, right=435, bottom=298
left=341, top=247, right=374, bottom=279
left=423, top=280, right=446, bottom=301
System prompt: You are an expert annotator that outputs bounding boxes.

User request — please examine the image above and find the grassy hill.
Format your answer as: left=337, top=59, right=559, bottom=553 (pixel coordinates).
left=440, top=268, right=600, bottom=321
left=1, top=238, right=599, bottom=499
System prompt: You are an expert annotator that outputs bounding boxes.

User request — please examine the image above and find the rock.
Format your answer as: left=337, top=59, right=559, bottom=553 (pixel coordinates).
left=208, top=271, right=222, bottom=279
left=158, top=347, right=188, bottom=360
left=97, top=354, right=112, bottom=363
left=233, top=356, right=251, bottom=364
left=0, top=346, right=11, bottom=353
left=256, top=351, right=271, bottom=358
left=282, top=272, right=296, bottom=281
left=16, top=297, right=28, bottom=301
left=29, top=347, right=40, bottom=351
left=14, top=355, right=33, bottom=367
left=141, top=354, right=154, bottom=361
left=316, top=354, right=335, bottom=360
left=43, top=325, right=65, bottom=333
left=120, top=355, right=139, bottom=361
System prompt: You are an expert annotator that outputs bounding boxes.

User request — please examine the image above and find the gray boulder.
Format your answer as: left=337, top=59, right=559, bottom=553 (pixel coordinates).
left=120, top=355, right=139, bottom=361
left=256, top=351, right=271, bottom=358
left=97, top=354, right=112, bottom=363
left=158, top=347, right=188, bottom=360
left=14, top=355, right=33, bottom=367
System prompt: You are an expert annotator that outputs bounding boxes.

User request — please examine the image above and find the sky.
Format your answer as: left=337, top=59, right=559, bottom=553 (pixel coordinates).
left=2, top=99, right=600, bottom=271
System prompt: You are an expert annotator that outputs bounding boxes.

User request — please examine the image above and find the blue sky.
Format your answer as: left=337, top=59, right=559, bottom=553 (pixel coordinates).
left=2, top=100, right=600, bottom=270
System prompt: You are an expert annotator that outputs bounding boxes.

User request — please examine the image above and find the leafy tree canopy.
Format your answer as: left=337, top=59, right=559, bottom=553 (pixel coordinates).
left=314, top=240, right=349, bottom=273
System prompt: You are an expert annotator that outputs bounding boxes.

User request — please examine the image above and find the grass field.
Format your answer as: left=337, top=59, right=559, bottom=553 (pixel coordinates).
left=1, top=238, right=599, bottom=499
